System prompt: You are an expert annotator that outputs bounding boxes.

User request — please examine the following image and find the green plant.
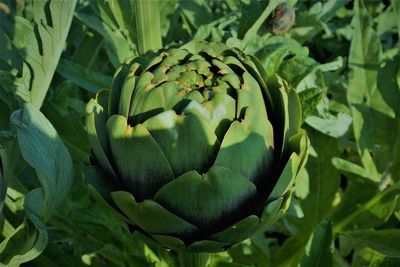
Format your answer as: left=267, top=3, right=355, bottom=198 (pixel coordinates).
left=86, top=41, right=308, bottom=255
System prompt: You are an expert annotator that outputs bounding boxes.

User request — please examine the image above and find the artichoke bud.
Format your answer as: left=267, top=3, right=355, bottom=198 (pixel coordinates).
left=86, top=42, right=308, bottom=252
left=272, top=2, right=296, bottom=35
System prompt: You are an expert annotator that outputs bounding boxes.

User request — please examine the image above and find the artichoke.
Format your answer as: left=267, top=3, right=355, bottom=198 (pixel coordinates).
left=271, top=2, right=296, bottom=35
left=86, top=42, right=308, bottom=252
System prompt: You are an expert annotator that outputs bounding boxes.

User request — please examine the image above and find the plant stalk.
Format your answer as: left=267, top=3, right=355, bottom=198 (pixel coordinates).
left=177, top=251, right=210, bottom=267
left=134, top=0, right=163, bottom=55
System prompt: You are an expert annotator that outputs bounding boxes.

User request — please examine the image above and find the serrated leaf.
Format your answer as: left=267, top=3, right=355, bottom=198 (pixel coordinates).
left=11, top=0, right=77, bottom=108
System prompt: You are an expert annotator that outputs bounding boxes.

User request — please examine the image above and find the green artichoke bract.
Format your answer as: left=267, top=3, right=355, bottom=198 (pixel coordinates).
left=86, top=42, right=308, bottom=252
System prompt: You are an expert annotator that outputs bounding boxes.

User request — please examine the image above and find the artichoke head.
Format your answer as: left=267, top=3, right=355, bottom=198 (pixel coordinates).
left=86, top=42, right=308, bottom=252
left=272, top=2, right=296, bottom=35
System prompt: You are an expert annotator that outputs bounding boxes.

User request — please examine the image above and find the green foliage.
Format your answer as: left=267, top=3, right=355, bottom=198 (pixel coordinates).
left=1, top=0, right=399, bottom=266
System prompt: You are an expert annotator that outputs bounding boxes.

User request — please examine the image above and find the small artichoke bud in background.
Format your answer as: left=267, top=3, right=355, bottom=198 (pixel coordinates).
left=272, top=2, right=296, bottom=35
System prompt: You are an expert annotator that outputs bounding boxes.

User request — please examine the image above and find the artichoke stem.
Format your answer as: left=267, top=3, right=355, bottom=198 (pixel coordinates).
left=134, top=0, right=163, bottom=54
left=177, top=251, right=210, bottom=267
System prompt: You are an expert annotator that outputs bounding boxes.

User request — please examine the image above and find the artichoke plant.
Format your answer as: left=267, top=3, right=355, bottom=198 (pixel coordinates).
left=86, top=42, right=308, bottom=253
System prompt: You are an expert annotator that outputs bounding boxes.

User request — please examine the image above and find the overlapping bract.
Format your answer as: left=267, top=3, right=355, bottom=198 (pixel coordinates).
left=86, top=42, right=308, bottom=252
